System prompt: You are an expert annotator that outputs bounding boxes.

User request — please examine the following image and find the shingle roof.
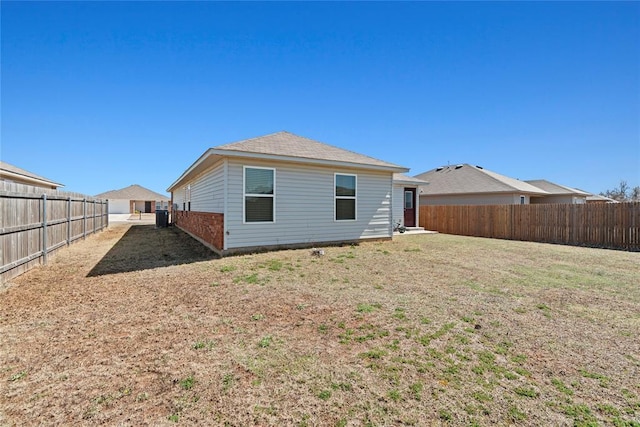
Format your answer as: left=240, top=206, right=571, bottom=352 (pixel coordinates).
left=525, top=179, right=591, bottom=196
left=215, top=131, right=406, bottom=171
left=586, top=194, right=619, bottom=203
left=414, top=164, right=548, bottom=195
left=95, top=184, right=169, bottom=200
left=0, top=161, right=63, bottom=187
left=393, top=173, right=428, bottom=185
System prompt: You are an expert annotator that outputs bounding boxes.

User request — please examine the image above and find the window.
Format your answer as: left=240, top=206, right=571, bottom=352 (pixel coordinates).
left=183, top=185, right=192, bottom=211
left=520, top=196, right=526, bottom=205
left=335, top=174, right=356, bottom=221
left=244, top=167, right=275, bottom=222
left=404, top=191, right=413, bottom=209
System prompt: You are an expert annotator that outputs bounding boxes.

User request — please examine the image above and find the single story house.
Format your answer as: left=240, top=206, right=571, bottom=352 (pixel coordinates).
left=167, top=131, right=411, bottom=256
left=415, top=164, right=548, bottom=205
left=95, top=184, right=170, bottom=214
left=525, top=179, right=590, bottom=204
left=0, top=161, right=63, bottom=189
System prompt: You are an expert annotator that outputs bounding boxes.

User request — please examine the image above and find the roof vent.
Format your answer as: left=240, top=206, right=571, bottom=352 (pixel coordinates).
left=475, top=165, right=483, bottom=169
left=455, top=164, right=463, bottom=169
left=436, top=167, right=444, bottom=172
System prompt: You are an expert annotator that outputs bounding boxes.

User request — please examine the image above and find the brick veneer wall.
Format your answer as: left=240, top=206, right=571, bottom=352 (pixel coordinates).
left=174, top=211, right=224, bottom=252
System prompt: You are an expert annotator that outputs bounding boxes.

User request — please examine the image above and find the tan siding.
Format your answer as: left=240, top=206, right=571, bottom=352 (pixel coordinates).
left=531, top=195, right=586, bottom=204
left=420, top=193, right=528, bottom=206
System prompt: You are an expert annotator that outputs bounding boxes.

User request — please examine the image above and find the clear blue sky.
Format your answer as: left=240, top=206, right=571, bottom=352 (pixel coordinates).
left=2, top=1, right=639, bottom=197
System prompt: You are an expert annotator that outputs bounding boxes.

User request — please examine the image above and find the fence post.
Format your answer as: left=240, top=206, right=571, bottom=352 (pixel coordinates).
left=83, top=198, right=87, bottom=240
left=42, top=194, right=48, bottom=265
left=93, top=200, right=96, bottom=234
left=106, top=200, right=109, bottom=229
left=67, top=196, right=71, bottom=246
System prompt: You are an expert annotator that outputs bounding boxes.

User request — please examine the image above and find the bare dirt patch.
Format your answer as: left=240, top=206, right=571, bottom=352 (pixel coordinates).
left=1, top=224, right=639, bottom=426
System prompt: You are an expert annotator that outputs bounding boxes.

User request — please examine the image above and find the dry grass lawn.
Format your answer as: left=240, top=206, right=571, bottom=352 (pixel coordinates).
left=1, top=223, right=639, bottom=426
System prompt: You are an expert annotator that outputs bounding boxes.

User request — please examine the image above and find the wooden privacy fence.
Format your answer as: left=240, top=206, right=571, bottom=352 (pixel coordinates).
left=419, top=203, right=640, bottom=251
left=1, top=181, right=109, bottom=283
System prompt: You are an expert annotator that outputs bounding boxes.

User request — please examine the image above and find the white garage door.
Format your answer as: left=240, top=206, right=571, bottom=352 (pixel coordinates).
left=108, top=199, right=130, bottom=214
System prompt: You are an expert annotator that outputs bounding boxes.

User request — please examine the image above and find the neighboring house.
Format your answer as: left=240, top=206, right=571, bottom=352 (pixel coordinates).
left=415, top=164, right=548, bottom=205
left=167, top=131, right=409, bottom=256
left=95, top=184, right=170, bottom=214
left=0, top=161, right=63, bottom=189
left=585, top=194, right=619, bottom=204
left=525, top=179, right=590, bottom=204
left=393, top=174, right=428, bottom=228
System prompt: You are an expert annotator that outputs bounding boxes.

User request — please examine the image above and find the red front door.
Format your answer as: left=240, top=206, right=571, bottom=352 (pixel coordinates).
left=403, top=188, right=416, bottom=227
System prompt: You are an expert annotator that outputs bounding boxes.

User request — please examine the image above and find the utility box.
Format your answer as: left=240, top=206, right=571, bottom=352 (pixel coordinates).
left=155, top=210, right=169, bottom=228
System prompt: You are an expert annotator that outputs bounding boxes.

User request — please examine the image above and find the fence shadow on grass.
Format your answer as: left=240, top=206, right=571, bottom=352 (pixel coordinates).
left=87, top=224, right=218, bottom=277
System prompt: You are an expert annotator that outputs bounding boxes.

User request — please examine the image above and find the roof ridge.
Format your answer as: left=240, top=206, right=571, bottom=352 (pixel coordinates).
left=525, top=179, right=591, bottom=195
left=471, top=164, right=546, bottom=193
left=214, top=131, right=406, bottom=169
left=217, top=130, right=290, bottom=147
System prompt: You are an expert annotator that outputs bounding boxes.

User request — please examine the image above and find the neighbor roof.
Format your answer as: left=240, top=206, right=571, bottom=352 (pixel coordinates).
left=95, top=184, right=169, bottom=201
left=0, top=161, right=63, bottom=188
left=168, top=131, right=408, bottom=192
left=414, top=164, right=548, bottom=196
left=525, top=179, right=591, bottom=196
left=586, top=194, right=619, bottom=203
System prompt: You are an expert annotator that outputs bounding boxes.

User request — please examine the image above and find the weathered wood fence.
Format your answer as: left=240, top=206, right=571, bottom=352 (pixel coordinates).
left=1, top=182, right=109, bottom=283
left=419, top=203, right=640, bottom=251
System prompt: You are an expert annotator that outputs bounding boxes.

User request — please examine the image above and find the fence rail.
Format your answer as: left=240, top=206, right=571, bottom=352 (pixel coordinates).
left=419, top=203, right=640, bottom=251
left=1, top=181, right=109, bottom=283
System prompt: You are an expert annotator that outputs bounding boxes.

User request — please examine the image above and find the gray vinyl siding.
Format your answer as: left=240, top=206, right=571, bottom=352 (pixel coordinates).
left=225, top=158, right=392, bottom=249
left=189, top=160, right=225, bottom=213
left=172, top=190, right=185, bottom=210
left=420, top=193, right=530, bottom=206
left=392, top=184, right=405, bottom=226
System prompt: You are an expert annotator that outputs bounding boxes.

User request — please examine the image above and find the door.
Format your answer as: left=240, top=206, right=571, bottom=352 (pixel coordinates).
left=145, top=201, right=152, bottom=213
left=404, top=188, right=416, bottom=227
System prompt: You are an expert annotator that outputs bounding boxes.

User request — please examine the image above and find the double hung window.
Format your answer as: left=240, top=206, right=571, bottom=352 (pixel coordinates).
left=335, top=174, right=356, bottom=221
left=244, top=167, right=275, bottom=222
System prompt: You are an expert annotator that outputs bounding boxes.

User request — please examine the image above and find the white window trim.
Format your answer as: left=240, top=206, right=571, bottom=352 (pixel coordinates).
left=243, top=166, right=276, bottom=224
left=520, top=195, right=526, bottom=205
left=334, top=173, right=357, bottom=221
